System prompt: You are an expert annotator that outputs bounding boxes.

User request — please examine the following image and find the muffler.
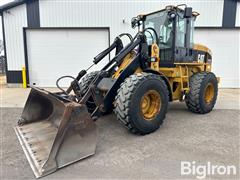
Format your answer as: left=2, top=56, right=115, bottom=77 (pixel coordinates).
left=14, top=87, right=97, bottom=178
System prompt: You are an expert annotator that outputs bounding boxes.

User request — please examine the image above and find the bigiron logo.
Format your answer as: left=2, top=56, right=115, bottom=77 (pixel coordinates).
left=181, top=161, right=237, bottom=179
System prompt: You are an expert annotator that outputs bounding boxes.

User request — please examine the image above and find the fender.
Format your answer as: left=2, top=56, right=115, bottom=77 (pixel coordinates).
left=144, top=68, right=173, bottom=101
left=103, top=54, right=142, bottom=111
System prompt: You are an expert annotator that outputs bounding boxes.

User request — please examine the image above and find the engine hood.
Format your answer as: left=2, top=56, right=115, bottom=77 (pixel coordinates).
left=193, top=44, right=212, bottom=56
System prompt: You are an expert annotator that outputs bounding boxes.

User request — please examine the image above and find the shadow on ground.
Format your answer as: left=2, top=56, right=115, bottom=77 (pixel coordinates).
left=1, top=103, right=239, bottom=179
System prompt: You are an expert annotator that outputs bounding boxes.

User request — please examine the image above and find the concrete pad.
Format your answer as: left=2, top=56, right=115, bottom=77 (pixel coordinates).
left=1, top=87, right=239, bottom=109
left=1, top=107, right=239, bottom=179
left=1, top=87, right=239, bottom=179
left=1, top=87, right=58, bottom=108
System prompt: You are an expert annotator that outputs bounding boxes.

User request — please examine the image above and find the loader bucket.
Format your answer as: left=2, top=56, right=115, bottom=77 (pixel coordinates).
left=14, top=87, right=97, bottom=178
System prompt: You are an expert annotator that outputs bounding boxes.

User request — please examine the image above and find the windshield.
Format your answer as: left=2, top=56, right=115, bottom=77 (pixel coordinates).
left=144, top=11, right=174, bottom=49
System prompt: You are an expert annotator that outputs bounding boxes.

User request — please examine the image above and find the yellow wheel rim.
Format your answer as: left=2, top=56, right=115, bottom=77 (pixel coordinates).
left=140, top=90, right=161, bottom=121
left=204, top=83, right=215, bottom=104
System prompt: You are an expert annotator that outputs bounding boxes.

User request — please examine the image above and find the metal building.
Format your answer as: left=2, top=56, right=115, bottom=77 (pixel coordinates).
left=0, top=0, right=239, bottom=87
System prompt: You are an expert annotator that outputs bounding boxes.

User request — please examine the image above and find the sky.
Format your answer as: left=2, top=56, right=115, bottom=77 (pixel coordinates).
left=0, top=0, right=14, bottom=40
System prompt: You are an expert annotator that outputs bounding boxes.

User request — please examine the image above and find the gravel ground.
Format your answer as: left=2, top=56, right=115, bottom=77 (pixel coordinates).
left=1, top=102, right=239, bottom=180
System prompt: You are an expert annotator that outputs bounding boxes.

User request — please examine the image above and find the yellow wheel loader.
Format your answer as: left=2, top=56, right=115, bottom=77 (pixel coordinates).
left=15, top=5, right=219, bottom=178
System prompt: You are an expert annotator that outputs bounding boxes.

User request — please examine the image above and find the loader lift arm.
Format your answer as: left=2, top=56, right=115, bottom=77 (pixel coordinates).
left=64, top=34, right=125, bottom=95
left=76, top=32, right=150, bottom=116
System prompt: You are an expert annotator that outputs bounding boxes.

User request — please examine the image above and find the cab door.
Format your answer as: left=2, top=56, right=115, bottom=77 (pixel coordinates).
left=174, top=14, right=195, bottom=63
left=159, top=18, right=175, bottom=67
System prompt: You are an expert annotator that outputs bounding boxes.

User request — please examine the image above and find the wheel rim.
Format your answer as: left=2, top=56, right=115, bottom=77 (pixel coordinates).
left=140, top=90, right=161, bottom=121
left=204, top=83, right=215, bottom=104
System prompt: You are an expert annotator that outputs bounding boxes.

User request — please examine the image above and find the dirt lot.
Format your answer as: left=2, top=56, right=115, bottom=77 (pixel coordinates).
left=0, top=88, right=239, bottom=179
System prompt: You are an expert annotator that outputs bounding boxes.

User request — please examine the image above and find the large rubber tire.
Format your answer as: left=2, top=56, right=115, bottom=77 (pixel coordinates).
left=185, top=72, right=218, bottom=114
left=79, top=71, right=99, bottom=113
left=114, top=73, right=169, bottom=135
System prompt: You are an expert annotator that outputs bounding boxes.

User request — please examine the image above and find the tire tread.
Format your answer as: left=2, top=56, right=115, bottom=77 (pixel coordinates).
left=114, top=72, right=169, bottom=135
left=186, top=72, right=218, bottom=114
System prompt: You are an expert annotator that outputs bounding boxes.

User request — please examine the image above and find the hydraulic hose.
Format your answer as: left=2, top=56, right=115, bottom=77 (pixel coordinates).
left=143, top=27, right=159, bottom=45
left=119, top=33, right=133, bottom=42
left=56, top=75, right=75, bottom=94
left=55, top=33, right=134, bottom=94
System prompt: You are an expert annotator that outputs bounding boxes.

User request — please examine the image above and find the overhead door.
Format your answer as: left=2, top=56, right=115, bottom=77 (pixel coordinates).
left=26, top=28, right=109, bottom=87
left=195, top=29, right=239, bottom=88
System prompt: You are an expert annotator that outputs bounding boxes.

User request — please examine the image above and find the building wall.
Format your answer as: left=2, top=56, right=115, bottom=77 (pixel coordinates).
left=2, top=0, right=239, bottom=87
left=195, top=29, right=239, bottom=88
left=39, top=0, right=225, bottom=43
left=1, top=0, right=227, bottom=71
left=3, top=4, right=27, bottom=71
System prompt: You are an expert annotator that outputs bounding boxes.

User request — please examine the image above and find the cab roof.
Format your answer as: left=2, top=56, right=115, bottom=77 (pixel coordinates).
left=143, top=5, right=199, bottom=17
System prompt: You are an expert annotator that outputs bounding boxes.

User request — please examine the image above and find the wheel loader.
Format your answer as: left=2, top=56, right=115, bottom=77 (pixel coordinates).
left=15, top=5, right=219, bottom=178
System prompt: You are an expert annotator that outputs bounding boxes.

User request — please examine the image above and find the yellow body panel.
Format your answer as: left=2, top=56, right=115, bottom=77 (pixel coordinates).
left=193, top=43, right=212, bottom=56
left=150, top=43, right=160, bottom=71
left=112, top=43, right=216, bottom=102
left=112, top=51, right=137, bottom=79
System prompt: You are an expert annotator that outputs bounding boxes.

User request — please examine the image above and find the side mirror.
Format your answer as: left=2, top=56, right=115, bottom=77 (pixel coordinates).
left=131, top=17, right=138, bottom=29
left=131, top=15, right=144, bottom=29
left=184, top=7, right=192, bottom=18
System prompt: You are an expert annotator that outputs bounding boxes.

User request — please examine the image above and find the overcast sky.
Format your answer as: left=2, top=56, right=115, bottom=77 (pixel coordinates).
left=0, top=0, right=14, bottom=40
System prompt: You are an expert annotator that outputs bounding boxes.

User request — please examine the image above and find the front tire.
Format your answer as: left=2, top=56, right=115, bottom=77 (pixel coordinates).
left=114, top=73, right=169, bottom=135
left=79, top=71, right=99, bottom=113
left=185, top=72, right=218, bottom=114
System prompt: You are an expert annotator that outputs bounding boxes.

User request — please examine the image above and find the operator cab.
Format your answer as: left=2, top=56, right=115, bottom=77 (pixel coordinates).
left=132, top=5, right=201, bottom=67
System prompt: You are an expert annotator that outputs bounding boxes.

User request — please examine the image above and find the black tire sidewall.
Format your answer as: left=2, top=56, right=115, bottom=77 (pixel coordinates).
left=129, top=78, right=168, bottom=133
left=79, top=71, right=99, bottom=113
left=199, top=73, right=218, bottom=113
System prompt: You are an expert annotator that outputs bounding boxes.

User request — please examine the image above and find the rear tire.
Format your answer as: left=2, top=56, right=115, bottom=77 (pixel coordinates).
left=185, top=72, right=218, bottom=114
left=79, top=71, right=99, bottom=113
left=114, top=73, right=169, bottom=135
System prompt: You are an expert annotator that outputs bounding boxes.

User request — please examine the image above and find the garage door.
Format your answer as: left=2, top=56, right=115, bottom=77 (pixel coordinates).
left=26, top=28, right=109, bottom=87
left=195, top=29, right=239, bottom=88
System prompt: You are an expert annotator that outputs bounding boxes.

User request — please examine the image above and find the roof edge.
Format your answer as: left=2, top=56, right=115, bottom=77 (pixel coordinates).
left=0, top=0, right=27, bottom=13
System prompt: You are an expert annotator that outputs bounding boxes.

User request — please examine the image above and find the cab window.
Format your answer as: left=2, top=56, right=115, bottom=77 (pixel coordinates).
left=176, top=14, right=195, bottom=48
